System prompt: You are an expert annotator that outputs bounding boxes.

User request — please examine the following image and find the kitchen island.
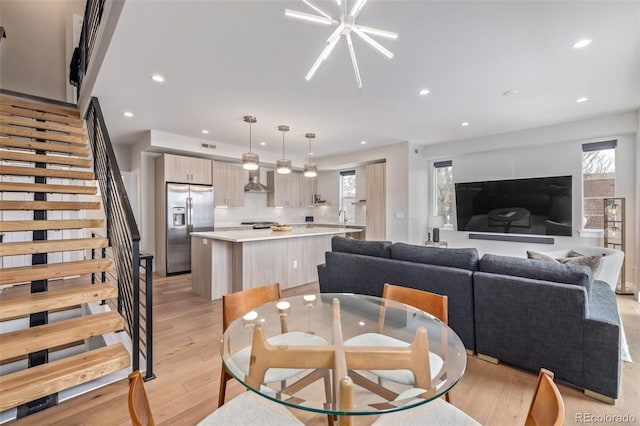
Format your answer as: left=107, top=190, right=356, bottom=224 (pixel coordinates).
left=190, top=226, right=362, bottom=299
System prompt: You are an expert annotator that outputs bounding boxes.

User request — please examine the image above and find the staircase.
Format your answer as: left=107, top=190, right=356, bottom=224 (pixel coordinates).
left=0, top=95, right=131, bottom=417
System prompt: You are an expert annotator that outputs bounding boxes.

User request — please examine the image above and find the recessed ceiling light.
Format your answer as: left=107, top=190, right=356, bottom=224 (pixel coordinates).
left=201, top=130, right=209, bottom=134
left=418, top=89, right=430, bottom=96
left=461, top=122, right=470, bottom=127
left=123, top=111, right=134, bottom=118
left=151, top=74, right=165, bottom=82
left=576, top=97, right=589, bottom=103
left=573, top=39, right=592, bottom=49
left=309, top=152, right=314, bottom=156
left=502, top=89, right=519, bottom=96
left=260, top=141, right=266, bottom=146
left=360, top=141, right=367, bottom=145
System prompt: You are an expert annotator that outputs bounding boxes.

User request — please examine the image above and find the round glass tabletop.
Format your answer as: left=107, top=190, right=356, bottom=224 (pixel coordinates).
left=221, top=293, right=467, bottom=416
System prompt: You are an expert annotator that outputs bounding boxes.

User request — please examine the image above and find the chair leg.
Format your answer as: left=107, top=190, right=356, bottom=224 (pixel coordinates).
left=218, top=367, right=231, bottom=407
left=445, top=391, right=450, bottom=403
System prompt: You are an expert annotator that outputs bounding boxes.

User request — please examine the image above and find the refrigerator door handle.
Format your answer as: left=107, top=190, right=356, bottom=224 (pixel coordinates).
left=186, top=197, right=194, bottom=237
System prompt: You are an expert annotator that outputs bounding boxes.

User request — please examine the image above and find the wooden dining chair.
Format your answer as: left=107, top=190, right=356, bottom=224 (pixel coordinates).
left=128, top=371, right=155, bottom=426
left=198, top=392, right=304, bottom=425
left=218, top=283, right=283, bottom=407
left=345, top=283, right=451, bottom=402
left=525, top=369, right=565, bottom=426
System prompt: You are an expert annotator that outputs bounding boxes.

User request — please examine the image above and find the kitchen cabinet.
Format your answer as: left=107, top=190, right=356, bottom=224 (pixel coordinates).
left=213, top=162, right=244, bottom=207
left=298, top=175, right=317, bottom=207
left=267, top=171, right=298, bottom=207
left=365, top=162, right=386, bottom=240
left=163, top=153, right=212, bottom=185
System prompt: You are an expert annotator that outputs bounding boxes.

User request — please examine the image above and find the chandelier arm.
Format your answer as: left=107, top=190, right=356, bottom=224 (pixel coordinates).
left=306, top=38, right=339, bottom=81
left=345, top=33, right=362, bottom=89
left=303, top=0, right=333, bottom=21
left=285, top=9, right=337, bottom=25
left=326, top=23, right=345, bottom=43
left=357, top=25, right=398, bottom=40
left=352, top=26, right=394, bottom=59
left=349, top=0, right=368, bottom=18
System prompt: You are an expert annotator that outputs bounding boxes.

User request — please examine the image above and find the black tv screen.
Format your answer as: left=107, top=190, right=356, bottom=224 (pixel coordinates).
left=454, top=175, right=572, bottom=236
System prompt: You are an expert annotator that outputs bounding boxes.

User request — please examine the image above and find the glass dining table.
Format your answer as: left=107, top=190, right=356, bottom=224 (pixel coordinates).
left=221, top=293, right=468, bottom=425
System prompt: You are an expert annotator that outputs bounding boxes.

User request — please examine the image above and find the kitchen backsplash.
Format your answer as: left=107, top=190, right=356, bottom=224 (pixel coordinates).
left=214, top=192, right=365, bottom=226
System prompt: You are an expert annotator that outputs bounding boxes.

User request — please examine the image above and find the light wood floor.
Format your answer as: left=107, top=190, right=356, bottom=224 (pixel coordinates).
left=9, top=274, right=640, bottom=426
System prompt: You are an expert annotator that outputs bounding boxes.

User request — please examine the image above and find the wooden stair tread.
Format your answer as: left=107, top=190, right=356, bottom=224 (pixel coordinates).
left=0, top=96, right=80, bottom=118
left=0, top=105, right=83, bottom=127
left=0, top=219, right=104, bottom=233
left=0, top=237, right=108, bottom=256
left=0, top=258, right=112, bottom=285
left=0, top=311, right=124, bottom=361
left=0, top=200, right=102, bottom=211
left=0, top=165, right=95, bottom=180
left=0, top=182, right=97, bottom=195
left=0, top=114, right=86, bottom=136
left=0, top=126, right=88, bottom=146
left=0, top=151, right=92, bottom=168
left=0, top=343, right=130, bottom=411
left=1, top=340, right=84, bottom=366
left=0, top=282, right=116, bottom=321
left=0, top=137, right=90, bottom=156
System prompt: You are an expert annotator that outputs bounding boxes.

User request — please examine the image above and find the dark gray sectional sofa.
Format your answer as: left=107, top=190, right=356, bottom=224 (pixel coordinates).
left=317, top=237, right=621, bottom=401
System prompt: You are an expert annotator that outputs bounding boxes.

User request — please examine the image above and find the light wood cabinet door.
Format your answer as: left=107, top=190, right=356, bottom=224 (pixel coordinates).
left=267, top=171, right=299, bottom=207
left=190, top=157, right=213, bottom=185
left=163, top=154, right=192, bottom=183
left=299, top=175, right=317, bottom=207
left=365, top=162, right=386, bottom=240
left=213, top=162, right=244, bottom=207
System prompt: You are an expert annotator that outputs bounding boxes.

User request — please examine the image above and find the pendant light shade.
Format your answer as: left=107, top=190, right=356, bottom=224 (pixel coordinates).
left=242, top=116, right=259, bottom=171
left=276, top=125, right=291, bottom=174
left=303, top=132, right=317, bottom=177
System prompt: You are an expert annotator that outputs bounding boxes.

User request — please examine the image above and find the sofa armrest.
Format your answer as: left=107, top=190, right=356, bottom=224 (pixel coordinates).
left=317, top=263, right=328, bottom=292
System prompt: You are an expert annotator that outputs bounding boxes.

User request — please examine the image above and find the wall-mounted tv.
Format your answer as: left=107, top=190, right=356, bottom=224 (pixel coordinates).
left=454, top=175, right=572, bottom=237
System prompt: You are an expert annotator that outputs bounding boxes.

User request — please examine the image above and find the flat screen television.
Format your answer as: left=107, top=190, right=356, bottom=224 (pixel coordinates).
left=454, top=175, right=572, bottom=236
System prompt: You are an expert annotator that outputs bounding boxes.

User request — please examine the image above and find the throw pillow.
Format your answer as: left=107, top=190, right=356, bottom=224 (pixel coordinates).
left=567, top=249, right=584, bottom=258
left=556, top=255, right=602, bottom=277
left=526, top=251, right=558, bottom=263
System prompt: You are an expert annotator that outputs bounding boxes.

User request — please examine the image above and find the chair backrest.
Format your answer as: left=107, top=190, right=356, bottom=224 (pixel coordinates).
left=525, top=369, right=565, bottom=426
left=382, top=283, right=448, bottom=323
left=222, top=283, right=282, bottom=330
left=128, top=371, right=155, bottom=426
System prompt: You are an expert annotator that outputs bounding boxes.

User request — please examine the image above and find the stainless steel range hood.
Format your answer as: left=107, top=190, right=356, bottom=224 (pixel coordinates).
left=245, top=168, right=268, bottom=192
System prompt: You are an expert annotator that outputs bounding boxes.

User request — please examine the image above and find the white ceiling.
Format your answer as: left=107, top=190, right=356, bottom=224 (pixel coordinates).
left=93, top=0, right=640, bottom=159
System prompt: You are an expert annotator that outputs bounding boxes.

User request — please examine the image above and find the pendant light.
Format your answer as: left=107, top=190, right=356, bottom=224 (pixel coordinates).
left=276, top=125, right=291, bottom=174
left=241, top=116, right=259, bottom=170
left=303, top=133, right=318, bottom=177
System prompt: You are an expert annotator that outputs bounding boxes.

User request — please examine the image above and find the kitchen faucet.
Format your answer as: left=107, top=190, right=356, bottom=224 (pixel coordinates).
left=338, top=209, right=347, bottom=223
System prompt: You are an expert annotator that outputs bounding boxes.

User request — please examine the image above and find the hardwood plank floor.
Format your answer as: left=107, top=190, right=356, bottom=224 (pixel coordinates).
left=9, top=274, right=640, bottom=425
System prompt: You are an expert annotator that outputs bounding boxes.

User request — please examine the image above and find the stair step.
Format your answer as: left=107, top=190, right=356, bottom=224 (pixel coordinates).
left=0, top=237, right=108, bottom=256
left=0, top=282, right=116, bottom=321
left=0, top=114, right=86, bottom=136
left=0, top=165, right=95, bottom=180
left=0, top=219, right=104, bottom=233
left=0, top=200, right=102, bottom=211
left=0, top=96, right=80, bottom=118
left=1, top=340, right=84, bottom=366
left=0, top=150, right=92, bottom=168
left=0, top=182, right=97, bottom=195
left=0, top=137, right=90, bottom=156
left=0, top=343, right=130, bottom=411
left=0, top=105, right=84, bottom=127
left=0, top=125, right=88, bottom=146
left=0, top=311, right=124, bottom=362
left=0, top=258, right=112, bottom=285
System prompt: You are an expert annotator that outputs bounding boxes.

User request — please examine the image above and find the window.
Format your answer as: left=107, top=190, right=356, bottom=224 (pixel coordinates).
left=339, top=170, right=356, bottom=222
left=582, top=140, right=616, bottom=229
left=434, top=160, right=454, bottom=225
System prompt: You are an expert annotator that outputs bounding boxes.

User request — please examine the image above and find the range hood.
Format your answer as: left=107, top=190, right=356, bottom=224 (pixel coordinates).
left=245, top=168, right=268, bottom=192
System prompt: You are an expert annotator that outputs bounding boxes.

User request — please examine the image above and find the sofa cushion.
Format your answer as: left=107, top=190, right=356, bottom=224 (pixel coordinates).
left=527, top=250, right=602, bottom=277
left=331, top=236, right=392, bottom=258
left=480, top=253, right=592, bottom=291
left=391, top=243, right=479, bottom=271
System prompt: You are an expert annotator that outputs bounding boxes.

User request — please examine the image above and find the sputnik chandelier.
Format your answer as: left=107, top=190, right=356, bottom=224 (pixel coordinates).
left=285, top=0, right=398, bottom=88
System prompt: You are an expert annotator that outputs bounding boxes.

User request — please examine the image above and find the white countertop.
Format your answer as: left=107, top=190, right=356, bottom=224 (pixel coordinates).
left=192, top=226, right=363, bottom=242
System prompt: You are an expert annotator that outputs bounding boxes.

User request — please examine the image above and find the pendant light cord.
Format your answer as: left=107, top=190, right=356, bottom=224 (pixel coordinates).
left=282, top=131, right=285, bottom=158
left=249, top=122, right=252, bottom=152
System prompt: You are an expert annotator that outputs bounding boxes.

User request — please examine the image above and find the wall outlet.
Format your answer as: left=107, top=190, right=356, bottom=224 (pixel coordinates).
left=202, top=239, right=207, bottom=245
left=293, top=260, right=298, bottom=269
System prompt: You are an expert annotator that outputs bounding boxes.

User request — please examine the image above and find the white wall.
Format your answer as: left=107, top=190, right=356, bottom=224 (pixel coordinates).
left=423, top=111, right=638, bottom=289
left=316, top=142, right=411, bottom=243
left=0, top=0, right=84, bottom=101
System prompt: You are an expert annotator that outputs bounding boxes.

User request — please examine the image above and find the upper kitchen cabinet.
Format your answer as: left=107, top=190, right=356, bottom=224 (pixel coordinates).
left=213, top=162, right=244, bottom=207
left=162, top=153, right=212, bottom=185
left=267, top=171, right=298, bottom=207
left=299, top=174, right=317, bottom=207
left=365, top=162, right=386, bottom=240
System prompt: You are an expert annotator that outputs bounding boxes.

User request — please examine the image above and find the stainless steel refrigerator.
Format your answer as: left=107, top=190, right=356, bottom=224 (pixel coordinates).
left=166, top=183, right=214, bottom=274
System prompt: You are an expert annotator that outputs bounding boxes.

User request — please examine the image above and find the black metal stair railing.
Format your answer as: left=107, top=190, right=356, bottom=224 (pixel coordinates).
left=70, top=0, right=105, bottom=94
left=86, top=97, right=154, bottom=381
